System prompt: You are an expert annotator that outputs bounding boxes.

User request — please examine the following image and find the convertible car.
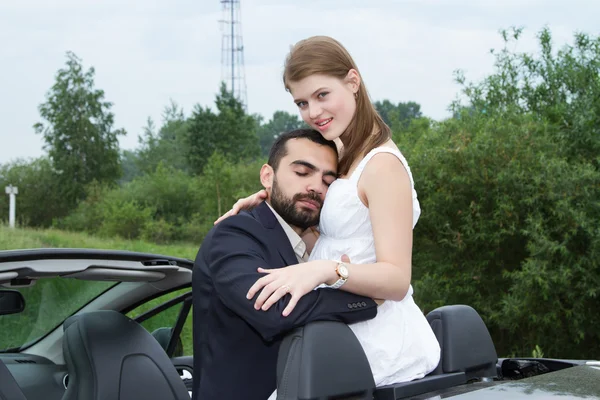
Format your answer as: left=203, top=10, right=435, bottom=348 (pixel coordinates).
left=0, top=248, right=599, bottom=400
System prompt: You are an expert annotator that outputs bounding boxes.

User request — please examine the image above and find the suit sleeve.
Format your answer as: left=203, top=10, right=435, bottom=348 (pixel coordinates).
left=206, top=217, right=378, bottom=341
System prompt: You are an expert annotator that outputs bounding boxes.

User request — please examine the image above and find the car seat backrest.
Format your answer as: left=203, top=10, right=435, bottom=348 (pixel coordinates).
left=426, top=305, right=498, bottom=380
left=61, top=310, right=189, bottom=400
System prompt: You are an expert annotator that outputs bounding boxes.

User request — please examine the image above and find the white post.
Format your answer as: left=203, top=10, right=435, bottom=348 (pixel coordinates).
left=5, top=185, right=18, bottom=228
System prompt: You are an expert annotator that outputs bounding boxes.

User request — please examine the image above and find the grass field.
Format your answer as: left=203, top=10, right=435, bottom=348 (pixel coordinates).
left=0, top=225, right=200, bottom=258
left=0, top=226, right=200, bottom=356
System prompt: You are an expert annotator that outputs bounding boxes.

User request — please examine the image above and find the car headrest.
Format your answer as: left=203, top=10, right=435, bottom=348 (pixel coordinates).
left=151, top=327, right=183, bottom=358
left=276, top=320, right=375, bottom=400
left=63, top=312, right=84, bottom=331
left=61, top=310, right=189, bottom=400
left=426, top=305, right=498, bottom=380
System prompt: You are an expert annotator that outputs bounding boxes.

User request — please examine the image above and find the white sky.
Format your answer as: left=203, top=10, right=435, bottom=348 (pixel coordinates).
left=1, top=0, right=597, bottom=164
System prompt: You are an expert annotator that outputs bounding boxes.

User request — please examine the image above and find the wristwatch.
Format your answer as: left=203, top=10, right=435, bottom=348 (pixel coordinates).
left=328, top=261, right=349, bottom=289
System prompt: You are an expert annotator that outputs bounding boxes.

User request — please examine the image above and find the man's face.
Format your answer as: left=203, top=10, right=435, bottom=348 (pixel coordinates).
left=263, top=138, right=338, bottom=230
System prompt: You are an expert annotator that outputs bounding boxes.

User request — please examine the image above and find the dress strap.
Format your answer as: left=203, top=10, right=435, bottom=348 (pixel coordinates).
left=349, top=147, right=415, bottom=189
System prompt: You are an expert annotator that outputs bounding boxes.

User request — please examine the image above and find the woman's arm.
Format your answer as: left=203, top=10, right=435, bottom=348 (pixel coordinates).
left=214, top=189, right=267, bottom=225
left=323, top=152, right=414, bottom=301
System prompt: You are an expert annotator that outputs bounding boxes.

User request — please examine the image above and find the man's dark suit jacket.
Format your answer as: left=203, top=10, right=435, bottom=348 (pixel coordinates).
left=191, top=202, right=378, bottom=400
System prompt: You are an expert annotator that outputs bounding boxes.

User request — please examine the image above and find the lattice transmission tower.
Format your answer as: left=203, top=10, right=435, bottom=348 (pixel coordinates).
left=219, top=0, right=247, bottom=109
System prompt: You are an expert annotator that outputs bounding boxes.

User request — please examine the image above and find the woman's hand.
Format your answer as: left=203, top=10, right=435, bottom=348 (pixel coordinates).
left=246, top=260, right=336, bottom=317
left=214, top=189, right=268, bottom=225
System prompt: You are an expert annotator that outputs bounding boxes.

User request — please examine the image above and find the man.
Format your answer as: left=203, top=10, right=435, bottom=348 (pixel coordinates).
left=191, top=129, right=378, bottom=400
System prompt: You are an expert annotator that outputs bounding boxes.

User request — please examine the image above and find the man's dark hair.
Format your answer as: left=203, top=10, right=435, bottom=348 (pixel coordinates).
left=267, top=128, right=338, bottom=171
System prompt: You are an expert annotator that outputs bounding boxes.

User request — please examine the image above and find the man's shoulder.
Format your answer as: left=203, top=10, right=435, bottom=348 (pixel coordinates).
left=211, top=203, right=279, bottom=236
left=203, top=211, right=265, bottom=244
left=214, top=211, right=261, bottom=232
left=195, top=212, right=259, bottom=261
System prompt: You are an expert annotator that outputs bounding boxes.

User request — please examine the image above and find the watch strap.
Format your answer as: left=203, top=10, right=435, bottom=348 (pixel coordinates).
left=328, top=277, right=346, bottom=289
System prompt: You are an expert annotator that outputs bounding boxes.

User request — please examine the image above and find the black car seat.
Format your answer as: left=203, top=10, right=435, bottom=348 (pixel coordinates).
left=0, top=359, right=27, bottom=400
left=61, top=310, right=189, bottom=400
left=426, top=304, right=498, bottom=380
left=275, top=305, right=498, bottom=400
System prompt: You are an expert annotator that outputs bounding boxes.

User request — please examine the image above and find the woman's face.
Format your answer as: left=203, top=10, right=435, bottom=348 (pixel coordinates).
left=288, top=72, right=358, bottom=142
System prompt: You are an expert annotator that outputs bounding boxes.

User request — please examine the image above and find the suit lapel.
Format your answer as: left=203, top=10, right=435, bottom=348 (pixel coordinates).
left=252, top=202, right=299, bottom=266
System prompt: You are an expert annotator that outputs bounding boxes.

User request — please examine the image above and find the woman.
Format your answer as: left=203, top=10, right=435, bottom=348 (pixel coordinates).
left=220, top=36, right=440, bottom=388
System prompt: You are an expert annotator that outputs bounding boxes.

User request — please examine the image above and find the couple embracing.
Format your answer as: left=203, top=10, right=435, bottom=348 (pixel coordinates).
left=191, top=35, right=440, bottom=400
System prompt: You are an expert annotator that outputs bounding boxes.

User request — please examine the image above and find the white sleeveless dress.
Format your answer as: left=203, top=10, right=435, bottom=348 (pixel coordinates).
left=268, top=147, right=440, bottom=399
left=311, top=147, right=440, bottom=386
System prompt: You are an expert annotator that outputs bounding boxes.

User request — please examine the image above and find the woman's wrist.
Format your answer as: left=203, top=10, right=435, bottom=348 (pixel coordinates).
left=322, top=260, right=340, bottom=285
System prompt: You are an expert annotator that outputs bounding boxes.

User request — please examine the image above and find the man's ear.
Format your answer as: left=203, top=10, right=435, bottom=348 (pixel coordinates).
left=260, top=164, right=274, bottom=190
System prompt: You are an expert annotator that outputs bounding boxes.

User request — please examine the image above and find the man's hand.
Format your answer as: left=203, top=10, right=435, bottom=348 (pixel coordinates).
left=340, top=254, right=385, bottom=307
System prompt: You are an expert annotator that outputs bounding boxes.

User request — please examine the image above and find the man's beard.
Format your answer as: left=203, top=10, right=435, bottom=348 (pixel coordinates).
left=270, top=177, right=323, bottom=230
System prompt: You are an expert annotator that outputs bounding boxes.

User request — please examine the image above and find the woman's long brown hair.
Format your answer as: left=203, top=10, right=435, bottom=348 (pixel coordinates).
left=283, top=36, right=391, bottom=177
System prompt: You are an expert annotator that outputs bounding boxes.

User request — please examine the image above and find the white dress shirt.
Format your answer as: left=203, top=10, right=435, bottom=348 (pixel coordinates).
left=266, top=202, right=308, bottom=263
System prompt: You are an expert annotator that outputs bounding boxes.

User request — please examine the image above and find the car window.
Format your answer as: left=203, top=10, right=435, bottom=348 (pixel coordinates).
left=126, top=287, right=193, bottom=356
left=0, top=278, right=115, bottom=352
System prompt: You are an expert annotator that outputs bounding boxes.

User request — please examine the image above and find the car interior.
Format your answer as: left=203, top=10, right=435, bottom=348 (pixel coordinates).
left=0, top=251, right=590, bottom=400
left=0, top=251, right=196, bottom=399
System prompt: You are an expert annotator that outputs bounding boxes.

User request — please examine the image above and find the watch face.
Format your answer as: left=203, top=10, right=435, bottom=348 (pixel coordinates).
left=339, top=265, right=349, bottom=279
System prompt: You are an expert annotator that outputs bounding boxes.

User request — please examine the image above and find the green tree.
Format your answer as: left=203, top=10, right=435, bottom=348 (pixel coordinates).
left=119, top=149, right=142, bottom=184
left=186, top=83, right=260, bottom=174
left=200, top=151, right=235, bottom=219
left=410, top=110, right=600, bottom=359
left=375, top=100, right=423, bottom=129
left=195, top=151, right=265, bottom=232
left=256, top=110, right=306, bottom=156
left=137, top=100, right=191, bottom=174
left=406, top=27, right=600, bottom=359
left=33, top=51, right=125, bottom=211
left=456, top=27, right=600, bottom=167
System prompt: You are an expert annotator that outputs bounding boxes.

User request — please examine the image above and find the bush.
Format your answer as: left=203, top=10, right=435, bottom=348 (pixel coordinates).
left=194, top=151, right=265, bottom=224
left=141, top=218, right=176, bottom=244
left=175, top=213, right=214, bottom=245
left=56, top=153, right=265, bottom=243
left=124, top=162, right=201, bottom=222
left=403, top=27, right=600, bottom=359
left=99, top=200, right=154, bottom=239
left=56, top=181, right=110, bottom=233
left=407, top=110, right=599, bottom=357
left=0, top=157, right=67, bottom=227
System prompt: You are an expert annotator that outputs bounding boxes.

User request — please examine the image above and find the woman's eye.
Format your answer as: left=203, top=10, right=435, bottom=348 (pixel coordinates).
left=318, top=92, right=329, bottom=99
left=296, top=101, right=307, bottom=108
